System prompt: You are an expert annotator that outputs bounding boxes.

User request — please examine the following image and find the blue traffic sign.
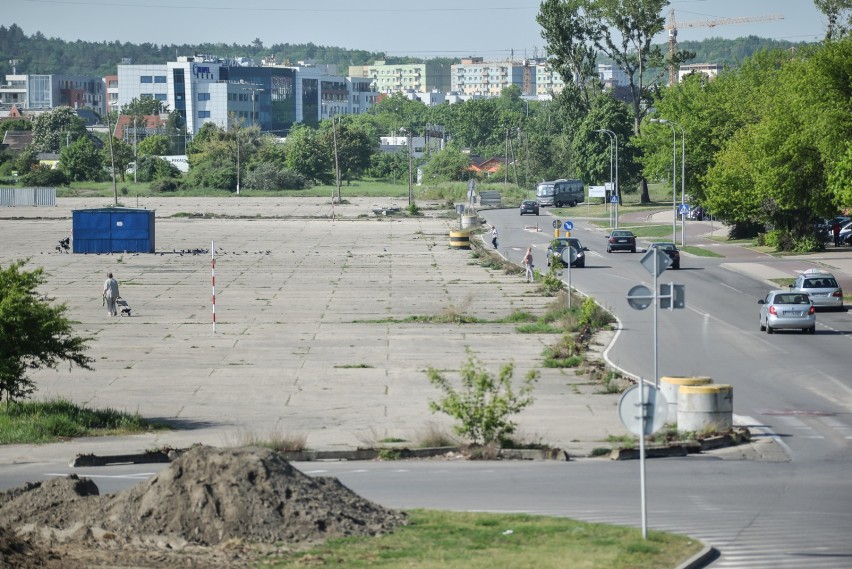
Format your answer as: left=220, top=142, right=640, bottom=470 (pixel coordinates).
left=678, top=203, right=690, bottom=215
left=563, top=221, right=574, bottom=231
left=610, top=195, right=619, bottom=203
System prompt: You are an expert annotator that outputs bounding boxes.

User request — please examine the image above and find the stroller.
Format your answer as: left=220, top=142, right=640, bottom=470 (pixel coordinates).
left=56, top=237, right=70, bottom=253
left=115, top=297, right=132, bottom=317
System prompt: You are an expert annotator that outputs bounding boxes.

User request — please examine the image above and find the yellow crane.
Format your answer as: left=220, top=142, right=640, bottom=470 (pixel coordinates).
left=667, top=9, right=784, bottom=85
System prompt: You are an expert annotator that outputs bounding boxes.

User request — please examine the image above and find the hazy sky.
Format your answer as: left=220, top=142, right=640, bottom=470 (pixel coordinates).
left=7, top=0, right=829, bottom=60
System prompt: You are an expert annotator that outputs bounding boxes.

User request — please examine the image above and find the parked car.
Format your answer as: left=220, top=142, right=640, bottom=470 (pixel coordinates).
left=606, top=229, right=636, bottom=253
left=647, top=242, right=680, bottom=269
left=758, top=290, right=816, bottom=334
left=519, top=200, right=540, bottom=216
left=789, top=269, right=844, bottom=311
left=839, top=220, right=852, bottom=245
left=546, top=237, right=588, bottom=267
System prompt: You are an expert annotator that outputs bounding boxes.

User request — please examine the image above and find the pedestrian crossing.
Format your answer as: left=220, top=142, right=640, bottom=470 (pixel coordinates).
left=549, top=507, right=852, bottom=568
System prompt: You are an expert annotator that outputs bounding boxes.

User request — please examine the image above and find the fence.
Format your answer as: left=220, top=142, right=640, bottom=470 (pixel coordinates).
left=0, top=187, right=57, bottom=207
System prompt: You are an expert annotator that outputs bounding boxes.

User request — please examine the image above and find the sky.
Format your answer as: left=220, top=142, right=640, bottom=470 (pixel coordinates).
left=6, top=0, right=830, bottom=60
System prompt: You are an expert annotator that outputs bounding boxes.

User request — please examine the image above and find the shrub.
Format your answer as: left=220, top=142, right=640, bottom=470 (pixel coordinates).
left=426, top=354, right=538, bottom=446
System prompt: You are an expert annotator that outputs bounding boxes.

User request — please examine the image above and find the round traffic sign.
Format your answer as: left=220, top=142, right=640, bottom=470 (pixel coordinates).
left=626, top=285, right=653, bottom=310
left=552, top=219, right=561, bottom=229
left=563, top=221, right=574, bottom=231
left=618, top=384, right=668, bottom=436
left=561, top=247, right=577, bottom=265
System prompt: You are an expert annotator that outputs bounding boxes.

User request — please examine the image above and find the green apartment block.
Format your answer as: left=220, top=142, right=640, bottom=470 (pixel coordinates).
left=349, top=60, right=450, bottom=94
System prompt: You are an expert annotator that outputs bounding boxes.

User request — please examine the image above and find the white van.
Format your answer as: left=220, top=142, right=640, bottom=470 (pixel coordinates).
left=536, top=179, right=584, bottom=207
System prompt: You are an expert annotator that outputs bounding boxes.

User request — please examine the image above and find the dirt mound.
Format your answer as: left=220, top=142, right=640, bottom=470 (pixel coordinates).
left=0, top=446, right=407, bottom=566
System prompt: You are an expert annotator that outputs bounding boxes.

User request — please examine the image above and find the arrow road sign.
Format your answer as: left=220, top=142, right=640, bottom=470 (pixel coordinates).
left=563, top=221, right=574, bottom=231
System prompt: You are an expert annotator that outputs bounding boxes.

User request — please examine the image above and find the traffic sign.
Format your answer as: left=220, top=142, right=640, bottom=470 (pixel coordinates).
left=678, top=203, right=689, bottom=215
left=640, top=248, right=672, bottom=276
left=610, top=195, right=619, bottom=203
left=626, top=285, right=653, bottom=310
left=552, top=219, right=561, bottom=229
left=618, top=384, right=668, bottom=436
left=563, top=221, right=574, bottom=231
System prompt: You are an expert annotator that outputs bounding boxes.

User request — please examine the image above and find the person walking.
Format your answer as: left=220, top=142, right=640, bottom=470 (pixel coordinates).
left=491, top=226, right=498, bottom=249
left=523, top=246, right=534, bottom=282
left=103, top=272, right=120, bottom=317
left=833, top=221, right=841, bottom=247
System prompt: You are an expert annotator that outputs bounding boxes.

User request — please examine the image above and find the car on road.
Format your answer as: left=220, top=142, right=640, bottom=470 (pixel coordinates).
left=788, top=269, right=844, bottom=311
left=758, top=290, right=816, bottom=334
left=606, top=230, right=636, bottom=253
left=647, top=242, right=680, bottom=269
left=546, top=237, right=588, bottom=267
left=687, top=206, right=705, bottom=221
left=519, top=200, right=540, bottom=216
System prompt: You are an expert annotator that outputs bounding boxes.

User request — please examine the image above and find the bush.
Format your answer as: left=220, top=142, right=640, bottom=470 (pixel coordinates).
left=426, top=354, right=538, bottom=446
left=243, top=163, right=307, bottom=191
left=150, top=178, right=182, bottom=192
left=19, top=165, right=68, bottom=187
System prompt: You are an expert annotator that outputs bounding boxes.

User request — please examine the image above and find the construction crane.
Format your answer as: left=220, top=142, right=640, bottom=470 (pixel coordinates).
left=667, top=9, right=784, bottom=86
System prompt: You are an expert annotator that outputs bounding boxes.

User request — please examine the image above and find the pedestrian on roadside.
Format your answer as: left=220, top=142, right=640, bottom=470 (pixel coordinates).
left=523, top=246, right=534, bottom=282
left=103, top=272, right=120, bottom=317
left=491, top=226, right=498, bottom=249
left=833, top=221, right=841, bottom=247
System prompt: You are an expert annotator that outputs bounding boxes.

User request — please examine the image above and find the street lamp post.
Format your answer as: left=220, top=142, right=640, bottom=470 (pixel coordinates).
left=595, top=129, right=619, bottom=228
left=651, top=119, right=677, bottom=242
left=651, top=118, right=686, bottom=245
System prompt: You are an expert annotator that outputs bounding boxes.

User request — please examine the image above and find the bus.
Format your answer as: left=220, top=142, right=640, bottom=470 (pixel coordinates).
left=536, top=179, right=584, bottom=207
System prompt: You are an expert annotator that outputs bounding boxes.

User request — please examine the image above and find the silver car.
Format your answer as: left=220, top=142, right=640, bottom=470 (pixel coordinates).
left=789, top=269, right=844, bottom=311
left=758, top=290, right=816, bottom=334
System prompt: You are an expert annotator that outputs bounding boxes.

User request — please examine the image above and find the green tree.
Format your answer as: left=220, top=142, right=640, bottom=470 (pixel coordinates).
left=814, top=0, right=852, bottom=40
left=421, top=145, right=471, bottom=183
left=137, top=134, right=171, bottom=157
left=31, top=107, right=87, bottom=153
left=0, top=261, right=94, bottom=404
left=59, top=136, right=105, bottom=182
left=284, top=124, right=332, bottom=184
left=538, top=0, right=685, bottom=202
left=321, top=117, right=377, bottom=183
left=104, top=137, right=133, bottom=182
left=427, top=354, right=538, bottom=446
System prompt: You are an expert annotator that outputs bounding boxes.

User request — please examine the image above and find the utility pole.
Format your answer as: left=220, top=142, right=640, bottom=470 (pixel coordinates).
left=133, top=118, right=137, bottom=184
left=105, top=111, right=118, bottom=206
left=504, top=126, right=509, bottom=185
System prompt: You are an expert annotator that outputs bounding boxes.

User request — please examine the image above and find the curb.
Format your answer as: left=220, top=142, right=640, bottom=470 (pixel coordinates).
left=69, top=446, right=572, bottom=467
left=675, top=545, right=720, bottom=569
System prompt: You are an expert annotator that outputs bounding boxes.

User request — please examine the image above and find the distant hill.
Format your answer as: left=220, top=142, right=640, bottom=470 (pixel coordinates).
left=0, top=23, right=815, bottom=78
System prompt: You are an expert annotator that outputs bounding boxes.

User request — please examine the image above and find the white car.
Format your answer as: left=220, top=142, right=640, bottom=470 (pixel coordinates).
left=758, top=290, right=816, bottom=334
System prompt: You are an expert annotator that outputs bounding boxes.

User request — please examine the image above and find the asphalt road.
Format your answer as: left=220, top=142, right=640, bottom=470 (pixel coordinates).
left=482, top=206, right=852, bottom=567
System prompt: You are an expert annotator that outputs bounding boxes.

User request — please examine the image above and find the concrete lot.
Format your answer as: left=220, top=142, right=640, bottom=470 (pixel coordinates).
left=0, top=197, right=629, bottom=463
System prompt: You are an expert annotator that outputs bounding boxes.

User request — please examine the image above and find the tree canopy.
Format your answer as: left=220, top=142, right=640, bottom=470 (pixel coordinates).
left=0, top=261, right=93, bottom=404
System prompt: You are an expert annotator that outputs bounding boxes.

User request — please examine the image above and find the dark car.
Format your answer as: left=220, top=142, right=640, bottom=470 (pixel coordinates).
left=606, top=229, right=636, bottom=253
left=546, top=237, right=588, bottom=267
left=647, top=242, right=680, bottom=269
left=519, top=200, right=540, bottom=216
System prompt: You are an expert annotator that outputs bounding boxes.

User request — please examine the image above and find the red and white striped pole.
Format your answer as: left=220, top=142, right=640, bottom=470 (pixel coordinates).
left=211, top=240, right=216, bottom=335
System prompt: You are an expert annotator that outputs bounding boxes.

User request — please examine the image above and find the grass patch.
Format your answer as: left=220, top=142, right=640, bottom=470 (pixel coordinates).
left=516, top=322, right=563, bottom=334
left=0, top=397, right=168, bottom=444
left=624, top=224, right=677, bottom=238
left=680, top=246, right=723, bottom=258
left=270, top=509, right=703, bottom=569
left=222, top=427, right=308, bottom=453
left=768, top=277, right=796, bottom=288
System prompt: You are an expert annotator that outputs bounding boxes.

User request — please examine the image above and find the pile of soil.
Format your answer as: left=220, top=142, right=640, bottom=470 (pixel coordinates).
left=0, top=446, right=407, bottom=567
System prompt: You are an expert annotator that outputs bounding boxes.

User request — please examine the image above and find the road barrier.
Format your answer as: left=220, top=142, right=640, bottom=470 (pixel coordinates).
left=677, top=384, right=733, bottom=433
left=660, top=376, right=713, bottom=422
left=449, top=230, right=471, bottom=249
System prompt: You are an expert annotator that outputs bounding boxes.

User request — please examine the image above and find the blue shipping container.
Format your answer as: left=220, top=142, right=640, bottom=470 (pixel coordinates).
left=72, top=208, right=155, bottom=254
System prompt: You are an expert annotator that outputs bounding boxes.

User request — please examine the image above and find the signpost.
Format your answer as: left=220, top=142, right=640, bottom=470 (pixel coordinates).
left=623, top=250, right=685, bottom=542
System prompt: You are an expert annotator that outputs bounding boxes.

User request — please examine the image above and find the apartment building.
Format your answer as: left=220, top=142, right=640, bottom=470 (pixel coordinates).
left=451, top=57, right=537, bottom=97
left=349, top=61, right=450, bottom=94
left=0, top=73, right=104, bottom=113
left=678, top=63, right=723, bottom=82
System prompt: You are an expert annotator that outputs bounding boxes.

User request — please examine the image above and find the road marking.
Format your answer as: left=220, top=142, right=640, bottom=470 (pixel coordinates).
left=46, top=472, right=155, bottom=480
